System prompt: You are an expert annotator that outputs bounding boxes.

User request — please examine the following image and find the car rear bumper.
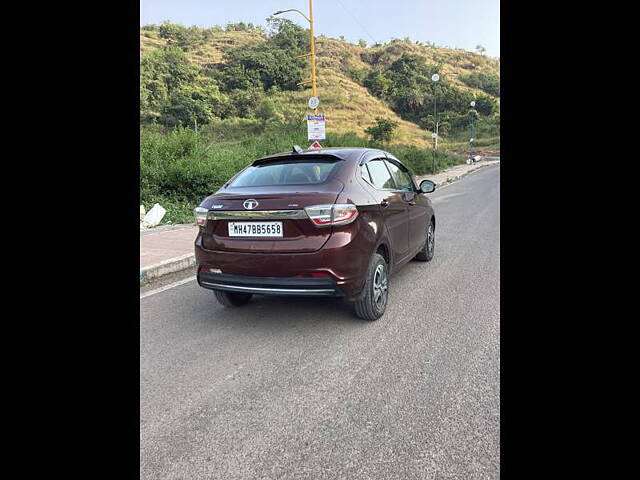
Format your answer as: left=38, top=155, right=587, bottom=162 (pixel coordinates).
left=197, top=272, right=344, bottom=297
left=194, top=231, right=371, bottom=301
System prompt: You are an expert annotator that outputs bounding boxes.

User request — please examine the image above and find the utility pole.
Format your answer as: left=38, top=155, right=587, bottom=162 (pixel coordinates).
left=274, top=1, right=318, bottom=111
left=309, top=0, right=317, bottom=108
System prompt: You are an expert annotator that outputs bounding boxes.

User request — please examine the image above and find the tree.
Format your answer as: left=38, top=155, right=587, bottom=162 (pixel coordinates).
left=363, top=68, right=392, bottom=98
left=158, top=22, right=206, bottom=50
left=473, top=95, right=497, bottom=116
left=218, top=19, right=307, bottom=93
left=475, top=44, right=486, bottom=55
left=159, top=77, right=227, bottom=128
left=221, top=47, right=305, bottom=92
left=140, top=46, right=199, bottom=121
left=365, top=118, right=399, bottom=143
left=358, top=39, right=367, bottom=48
left=459, top=72, right=500, bottom=97
left=266, top=17, right=308, bottom=53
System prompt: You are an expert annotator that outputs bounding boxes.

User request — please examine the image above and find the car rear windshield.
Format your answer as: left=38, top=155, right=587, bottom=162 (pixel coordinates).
left=229, top=158, right=342, bottom=187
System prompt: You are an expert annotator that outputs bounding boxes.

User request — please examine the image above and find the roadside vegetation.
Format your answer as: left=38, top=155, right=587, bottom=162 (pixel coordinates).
left=140, top=20, right=500, bottom=224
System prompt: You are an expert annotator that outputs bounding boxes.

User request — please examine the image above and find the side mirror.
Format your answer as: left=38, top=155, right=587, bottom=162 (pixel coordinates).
left=419, top=179, right=436, bottom=193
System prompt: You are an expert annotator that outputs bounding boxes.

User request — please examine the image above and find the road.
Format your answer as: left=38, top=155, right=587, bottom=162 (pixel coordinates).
left=140, top=164, right=500, bottom=479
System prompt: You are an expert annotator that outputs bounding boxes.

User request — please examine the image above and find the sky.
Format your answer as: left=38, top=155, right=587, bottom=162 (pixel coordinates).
left=140, top=0, right=500, bottom=58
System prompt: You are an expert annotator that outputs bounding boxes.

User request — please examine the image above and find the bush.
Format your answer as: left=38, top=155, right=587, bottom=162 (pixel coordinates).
left=365, top=118, right=399, bottom=143
left=140, top=46, right=229, bottom=127
left=363, top=68, right=391, bottom=98
left=348, top=67, right=369, bottom=84
left=159, top=79, right=227, bottom=128
left=459, top=72, right=500, bottom=97
left=225, top=48, right=304, bottom=91
left=389, top=146, right=461, bottom=175
left=158, top=22, right=210, bottom=50
left=473, top=95, right=498, bottom=116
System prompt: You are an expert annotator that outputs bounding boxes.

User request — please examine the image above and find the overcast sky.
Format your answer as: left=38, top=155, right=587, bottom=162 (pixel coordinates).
left=140, top=0, right=500, bottom=58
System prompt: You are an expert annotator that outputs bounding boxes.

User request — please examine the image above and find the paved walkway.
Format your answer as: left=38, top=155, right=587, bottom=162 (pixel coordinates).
left=140, top=224, right=198, bottom=269
left=139, top=157, right=500, bottom=274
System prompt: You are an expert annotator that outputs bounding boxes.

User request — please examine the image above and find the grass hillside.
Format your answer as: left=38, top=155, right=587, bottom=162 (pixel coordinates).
left=140, top=27, right=499, bottom=149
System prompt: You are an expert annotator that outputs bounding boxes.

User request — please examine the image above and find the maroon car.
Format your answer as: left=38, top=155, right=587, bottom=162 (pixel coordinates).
left=194, top=147, right=436, bottom=320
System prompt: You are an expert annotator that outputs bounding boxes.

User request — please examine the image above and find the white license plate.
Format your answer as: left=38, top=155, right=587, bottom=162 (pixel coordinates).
left=228, top=221, right=283, bottom=237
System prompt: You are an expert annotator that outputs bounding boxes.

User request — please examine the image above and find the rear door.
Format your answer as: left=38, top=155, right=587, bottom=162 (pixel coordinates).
left=361, top=159, right=410, bottom=260
left=200, top=157, right=344, bottom=254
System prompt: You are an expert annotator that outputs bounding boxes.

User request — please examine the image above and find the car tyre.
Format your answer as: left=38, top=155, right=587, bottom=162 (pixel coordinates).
left=354, top=253, right=389, bottom=321
left=414, top=219, right=435, bottom=262
left=214, top=290, right=253, bottom=307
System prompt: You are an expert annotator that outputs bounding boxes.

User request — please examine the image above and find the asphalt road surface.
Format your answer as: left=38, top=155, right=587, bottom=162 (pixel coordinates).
left=140, top=164, right=500, bottom=479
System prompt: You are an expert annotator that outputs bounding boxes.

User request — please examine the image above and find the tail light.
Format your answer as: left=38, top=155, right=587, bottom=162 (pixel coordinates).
left=304, top=204, right=359, bottom=227
left=194, top=207, right=208, bottom=226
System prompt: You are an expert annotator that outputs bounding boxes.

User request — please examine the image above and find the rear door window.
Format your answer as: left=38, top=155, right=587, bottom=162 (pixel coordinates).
left=230, top=159, right=341, bottom=187
left=365, top=160, right=395, bottom=189
left=385, top=160, right=414, bottom=192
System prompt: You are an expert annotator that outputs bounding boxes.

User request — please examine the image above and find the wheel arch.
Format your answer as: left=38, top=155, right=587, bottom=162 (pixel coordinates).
left=375, top=241, right=391, bottom=266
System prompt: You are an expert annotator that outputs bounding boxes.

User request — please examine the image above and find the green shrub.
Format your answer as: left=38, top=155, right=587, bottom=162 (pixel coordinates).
left=365, top=118, right=399, bottom=143
left=459, top=72, right=500, bottom=97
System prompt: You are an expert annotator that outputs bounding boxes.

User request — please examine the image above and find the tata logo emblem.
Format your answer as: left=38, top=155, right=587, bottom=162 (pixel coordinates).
left=243, top=199, right=259, bottom=210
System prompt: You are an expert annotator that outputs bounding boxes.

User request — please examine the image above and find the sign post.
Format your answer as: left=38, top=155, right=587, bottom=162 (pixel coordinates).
left=307, top=113, right=326, bottom=144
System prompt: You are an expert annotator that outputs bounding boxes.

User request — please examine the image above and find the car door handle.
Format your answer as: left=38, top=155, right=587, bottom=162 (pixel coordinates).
left=380, top=199, right=390, bottom=208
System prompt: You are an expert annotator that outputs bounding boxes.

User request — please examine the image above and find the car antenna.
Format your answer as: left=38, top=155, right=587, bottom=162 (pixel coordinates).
left=292, top=145, right=303, bottom=154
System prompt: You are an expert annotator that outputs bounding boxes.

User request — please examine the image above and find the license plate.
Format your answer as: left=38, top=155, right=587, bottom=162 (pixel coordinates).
left=228, top=221, right=283, bottom=237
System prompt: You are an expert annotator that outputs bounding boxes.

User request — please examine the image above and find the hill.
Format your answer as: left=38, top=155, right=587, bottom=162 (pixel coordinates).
left=140, top=22, right=499, bottom=149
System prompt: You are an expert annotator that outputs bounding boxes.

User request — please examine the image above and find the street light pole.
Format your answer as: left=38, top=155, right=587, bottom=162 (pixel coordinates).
left=274, top=0, right=317, bottom=111
left=309, top=0, right=317, bottom=101
left=433, top=72, right=457, bottom=152
left=469, top=100, right=476, bottom=163
left=431, top=73, right=440, bottom=174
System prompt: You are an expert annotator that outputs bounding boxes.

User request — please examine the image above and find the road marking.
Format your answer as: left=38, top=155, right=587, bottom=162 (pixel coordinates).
left=140, top=276, right=196, bottom=299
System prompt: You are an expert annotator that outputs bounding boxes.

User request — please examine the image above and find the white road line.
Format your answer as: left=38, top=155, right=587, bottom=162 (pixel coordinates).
left=140, top=276, right=196, bottom=299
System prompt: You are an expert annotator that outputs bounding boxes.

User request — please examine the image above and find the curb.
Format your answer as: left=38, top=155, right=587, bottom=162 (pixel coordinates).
left=140, top=253, right=196, bottom=283
left=441, top=160, right=500, bottom=185
left=417, top=159, right=500, bottom=188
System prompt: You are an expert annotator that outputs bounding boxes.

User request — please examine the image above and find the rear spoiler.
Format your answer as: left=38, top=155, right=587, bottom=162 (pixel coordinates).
left=251, top=153, right=345, bottom=166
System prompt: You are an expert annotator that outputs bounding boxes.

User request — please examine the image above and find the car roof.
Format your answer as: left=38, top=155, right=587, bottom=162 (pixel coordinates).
left=253, top=147, right=386, bottom=164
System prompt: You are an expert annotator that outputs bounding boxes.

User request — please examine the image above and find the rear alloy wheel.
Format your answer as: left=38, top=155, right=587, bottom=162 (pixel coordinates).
left=354, top=253, right=389, bottom=321
left=214, top=290, right=253, bottom=307
left=414, top=220, right=435, bottom=262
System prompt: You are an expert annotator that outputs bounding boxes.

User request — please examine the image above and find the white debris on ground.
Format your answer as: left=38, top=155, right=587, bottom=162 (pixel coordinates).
left=141, top=203, right=166, bottom=228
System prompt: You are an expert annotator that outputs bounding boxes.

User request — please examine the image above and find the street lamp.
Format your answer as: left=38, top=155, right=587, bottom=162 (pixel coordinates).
left=431, top=72, right=458, bottom=155
left=431, top=73, right=439, bottom=174
left=469, top=100, right=476, bottom=163
left=274, top=1, right=318, bottom=111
